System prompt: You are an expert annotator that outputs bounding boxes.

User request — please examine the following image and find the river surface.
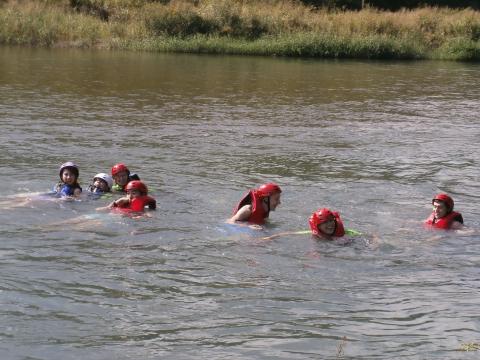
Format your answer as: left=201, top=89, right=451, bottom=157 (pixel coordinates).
left=0, top=47, right=479, bottom=359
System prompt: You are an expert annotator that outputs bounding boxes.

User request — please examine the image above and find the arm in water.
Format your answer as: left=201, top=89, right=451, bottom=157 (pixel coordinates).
left=96, top=196, right=130, bottom=212
left=227, top=205, right=263, bottom=230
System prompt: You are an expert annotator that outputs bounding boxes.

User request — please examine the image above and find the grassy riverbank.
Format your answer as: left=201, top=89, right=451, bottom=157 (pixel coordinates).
left=1, top=0, right=479, bottom=60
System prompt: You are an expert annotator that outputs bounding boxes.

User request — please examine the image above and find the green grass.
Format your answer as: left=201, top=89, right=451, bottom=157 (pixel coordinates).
left=0, top=0, right=479, bottom=60
left=127, top=33, right=423, bottom=59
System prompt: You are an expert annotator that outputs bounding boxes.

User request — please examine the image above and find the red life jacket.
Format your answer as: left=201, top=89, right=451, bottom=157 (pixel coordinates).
left=312, top=212, right=345, bottom=238
left=113, top=195, right=156, bottom=213
left=130, top=195, right=156, bottom=212
left=232, top=190, right=268, bottom=225
left=332, top=212, right=346, bottom=237
left=424, top=211, right=463, bottom=230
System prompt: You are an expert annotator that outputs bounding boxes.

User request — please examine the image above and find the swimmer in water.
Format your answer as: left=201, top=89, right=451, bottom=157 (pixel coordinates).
left=43, top=180, right=156, bottom=231
left=42, top=180, right=155, bottom=231
left=87, top=173, right=113, bottom=196
left=261, top=208, right=364, bottom=242
left=424, top=193, right=463, bottom=230
left=111, top=163, right=140, bottom=193
left=308, top=208, right=361, bottom=239
left=0, top=162, right=81, bottom=209
left=98, top=180, right=156, bottom=214
left=228, top=183, right=282, bottom=228
left=53, top=161, right=82, bottom=198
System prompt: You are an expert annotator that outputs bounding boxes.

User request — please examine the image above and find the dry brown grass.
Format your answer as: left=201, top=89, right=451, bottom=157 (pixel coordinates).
left=1, top=0, right=479, bottom=59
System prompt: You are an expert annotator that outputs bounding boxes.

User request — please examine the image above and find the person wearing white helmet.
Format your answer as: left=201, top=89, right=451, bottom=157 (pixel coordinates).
left=87, top=173, right=113, bottom=195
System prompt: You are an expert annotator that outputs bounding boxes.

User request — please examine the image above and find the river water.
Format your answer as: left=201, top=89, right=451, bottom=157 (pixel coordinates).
left=0, top=47, right=479, bottom=359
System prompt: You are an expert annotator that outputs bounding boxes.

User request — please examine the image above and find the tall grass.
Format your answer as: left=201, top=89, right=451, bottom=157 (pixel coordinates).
left=0, top=0, right=479, bottom=60
left=0, top=1, right=110, bottom=47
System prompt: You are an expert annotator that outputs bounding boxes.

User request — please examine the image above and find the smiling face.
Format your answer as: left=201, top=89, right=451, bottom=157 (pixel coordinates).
left=433, top=200, right=449, bottom=218
left=318, top=219, right=336, bottom=236
left=61, top=168, right=77, bottom=186
left=113, top=170, right=129, bottom=186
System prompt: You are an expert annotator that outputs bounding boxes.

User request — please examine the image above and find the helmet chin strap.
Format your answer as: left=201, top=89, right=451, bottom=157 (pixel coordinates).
left=263, top=197, right=271, bottom=212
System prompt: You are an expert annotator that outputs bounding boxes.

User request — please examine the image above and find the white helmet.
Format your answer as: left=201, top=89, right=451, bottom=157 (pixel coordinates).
left=93, top=173, right=113, bottom=190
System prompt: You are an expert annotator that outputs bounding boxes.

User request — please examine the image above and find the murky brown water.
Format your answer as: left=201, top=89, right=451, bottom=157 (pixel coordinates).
left=1, top=47, right=479, bottom=359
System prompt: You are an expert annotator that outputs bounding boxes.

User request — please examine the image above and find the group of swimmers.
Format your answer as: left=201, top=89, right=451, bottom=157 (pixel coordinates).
left=53, top=162, right=464, bottom=237
left=228, top=183, right=464, bottom=240
left=54, top=161, right=156, bottom=213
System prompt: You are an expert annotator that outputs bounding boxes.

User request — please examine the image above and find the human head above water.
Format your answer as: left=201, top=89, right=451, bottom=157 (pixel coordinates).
left=125, top=180, right=148, bottom=197
left=309, top=208, right=336, bottom=236
left=111, top=163, right=131, bottom=186
left=256, top=183, right=282, bottom=211
left=59, top=162, right=79, bottom=184
left=256, top=183, right=282, bottom=197
left=432, top=193, right=454, bottom=218
left=93, top=173, right=113, bottom=192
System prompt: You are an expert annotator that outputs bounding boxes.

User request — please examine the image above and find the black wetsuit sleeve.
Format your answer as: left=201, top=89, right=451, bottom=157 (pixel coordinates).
left=148, top=198, right=156, bottom=210
left=130, top=174, right=140, bottom=181
left=454, top=214, right=464, bottom=224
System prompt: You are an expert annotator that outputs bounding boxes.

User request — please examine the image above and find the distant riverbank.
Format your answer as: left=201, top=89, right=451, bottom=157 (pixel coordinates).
left=1, top=0, right=479, bottom=60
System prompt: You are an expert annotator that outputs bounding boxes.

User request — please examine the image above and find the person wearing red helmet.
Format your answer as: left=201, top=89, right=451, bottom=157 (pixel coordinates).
left=261, top=208, right=362, bottom=241
left=229, top=183, right=282, bottom=226
left=53, top=161, right=82, bottom=197
left=111, top=163, right=140, bottom=193
left=104, top=180, right=156, bottom=213
left=308, top=208, right=346, bottom=238
left=424, top=193, right=463, bottom=230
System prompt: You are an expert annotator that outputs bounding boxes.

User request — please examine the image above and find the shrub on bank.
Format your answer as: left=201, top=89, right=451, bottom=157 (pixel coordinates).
left=436, top=37, right=480, bottom=60
left=302, top=0, right=480, bottom=11
left=142, top=1, right=279, bottom=39
left=145, top=7, right=218, bottom=37
left=0, top=0, right=479, bottom=60
left=0, top=1, right=109, bottom=46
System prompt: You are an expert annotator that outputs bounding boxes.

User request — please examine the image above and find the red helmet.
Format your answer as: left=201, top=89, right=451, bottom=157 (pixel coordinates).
left=111, top=163, right=130, bottom=176
left=309, top=208, right=335, bottom=235
left=256, top=183, right=282, bottom=198
left=125, top=180, right=147, bottom=195
left=432, top=193, right=454, bottom=212
left=59, top=161, right=79, bottom=179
